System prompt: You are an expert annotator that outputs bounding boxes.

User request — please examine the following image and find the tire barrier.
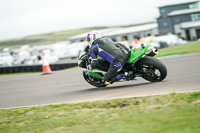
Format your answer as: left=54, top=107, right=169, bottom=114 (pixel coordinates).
left=0, top=62, right=78, bottom=74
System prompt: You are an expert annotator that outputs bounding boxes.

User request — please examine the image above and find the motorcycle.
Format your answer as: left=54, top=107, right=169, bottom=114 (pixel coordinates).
left=78, top=43, right=167, bottom=87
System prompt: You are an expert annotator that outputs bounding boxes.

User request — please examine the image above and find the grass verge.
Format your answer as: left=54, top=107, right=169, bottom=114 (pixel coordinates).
left=0, top=91, right=200, bottom=133
left=156, top=41, right=200, bottom=57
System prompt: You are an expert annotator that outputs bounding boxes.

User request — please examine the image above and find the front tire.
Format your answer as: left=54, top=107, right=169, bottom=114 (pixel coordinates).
left=135, top=56, right=167, bottom=82
left=83, top=72, right=107, bottom=87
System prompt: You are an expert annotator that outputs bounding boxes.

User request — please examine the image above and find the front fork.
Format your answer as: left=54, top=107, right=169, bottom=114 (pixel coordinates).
left=83, top=69, right=104, bottom=80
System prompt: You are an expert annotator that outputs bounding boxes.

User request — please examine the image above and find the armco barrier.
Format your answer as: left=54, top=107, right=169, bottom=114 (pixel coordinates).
left=0, top=62, right=78, bottom=74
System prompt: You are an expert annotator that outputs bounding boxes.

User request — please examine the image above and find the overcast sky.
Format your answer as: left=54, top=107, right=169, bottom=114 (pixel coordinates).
left=0, top=0, right=198, bottom=41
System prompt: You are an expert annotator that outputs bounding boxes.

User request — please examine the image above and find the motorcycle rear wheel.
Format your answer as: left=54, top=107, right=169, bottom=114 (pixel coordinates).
left=135, top=56, right=167, bottom=82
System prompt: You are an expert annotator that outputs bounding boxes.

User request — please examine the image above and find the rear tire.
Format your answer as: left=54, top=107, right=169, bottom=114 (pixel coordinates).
left=83, top=72, right=107, bottom=87
left=135, top=56, right=167, bottom=82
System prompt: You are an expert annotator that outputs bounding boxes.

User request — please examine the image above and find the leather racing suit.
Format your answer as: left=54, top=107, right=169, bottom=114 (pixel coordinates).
left=90, top=37, right=130, bottom=82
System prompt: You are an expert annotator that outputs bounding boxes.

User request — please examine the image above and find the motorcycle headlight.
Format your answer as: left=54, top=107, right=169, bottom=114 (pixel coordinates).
left=78, top=60, right=83, bottom=67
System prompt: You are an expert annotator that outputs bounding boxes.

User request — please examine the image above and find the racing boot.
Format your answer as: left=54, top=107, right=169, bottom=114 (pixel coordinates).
left=117, top=75, right=127, bottom=80
left=104, top=81, right=111, bottom=85
left=111, top=75, right=126, bottom=84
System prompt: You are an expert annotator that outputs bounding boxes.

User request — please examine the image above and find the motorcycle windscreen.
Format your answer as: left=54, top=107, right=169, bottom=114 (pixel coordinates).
left=79, top=43, right=90, bottom=59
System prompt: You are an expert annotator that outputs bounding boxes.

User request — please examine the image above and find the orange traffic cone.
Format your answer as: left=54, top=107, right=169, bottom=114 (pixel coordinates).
left=42, top=51, right=52, bottom=74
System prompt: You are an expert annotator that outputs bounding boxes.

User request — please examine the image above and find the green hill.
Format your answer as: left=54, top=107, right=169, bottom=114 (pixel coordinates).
left=0, top=27, right=106, bottom=50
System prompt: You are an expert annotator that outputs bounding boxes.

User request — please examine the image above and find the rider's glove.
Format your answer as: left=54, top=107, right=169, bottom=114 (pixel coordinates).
left=91, top=59, right=98, bottom=69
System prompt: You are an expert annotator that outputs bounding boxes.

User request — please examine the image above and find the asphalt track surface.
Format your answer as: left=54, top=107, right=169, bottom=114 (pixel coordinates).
left=0, top=53, right=200, bottom=110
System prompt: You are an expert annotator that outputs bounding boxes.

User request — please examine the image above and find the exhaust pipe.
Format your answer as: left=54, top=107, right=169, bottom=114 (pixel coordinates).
left=146, top=48, right=158, bottom=57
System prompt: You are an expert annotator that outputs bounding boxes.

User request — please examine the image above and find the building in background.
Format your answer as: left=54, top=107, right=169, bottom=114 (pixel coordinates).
left=69, top=1, right=200, bottom=43
left=157, top=0, right=200, bottom=40
left=68, top=23, right=158, bottom=44
left=103, top=23, right=158, bottom=43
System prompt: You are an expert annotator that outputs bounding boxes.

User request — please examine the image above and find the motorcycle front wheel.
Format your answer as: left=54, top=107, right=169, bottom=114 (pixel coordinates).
left=83, top=72, right=107, bottom=87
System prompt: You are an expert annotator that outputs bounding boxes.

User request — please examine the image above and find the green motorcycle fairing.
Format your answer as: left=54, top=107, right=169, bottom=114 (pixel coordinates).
left=126, top=43, right=149, bottom=63
left=84, top=43, right=149, bottom=80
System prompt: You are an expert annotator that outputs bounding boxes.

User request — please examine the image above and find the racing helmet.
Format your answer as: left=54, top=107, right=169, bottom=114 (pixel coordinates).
left=86, top=30, right=101, bottom=45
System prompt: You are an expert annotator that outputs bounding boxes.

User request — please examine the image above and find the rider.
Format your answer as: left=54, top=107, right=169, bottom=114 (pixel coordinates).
left=86, top=30, right=130, bottom=85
